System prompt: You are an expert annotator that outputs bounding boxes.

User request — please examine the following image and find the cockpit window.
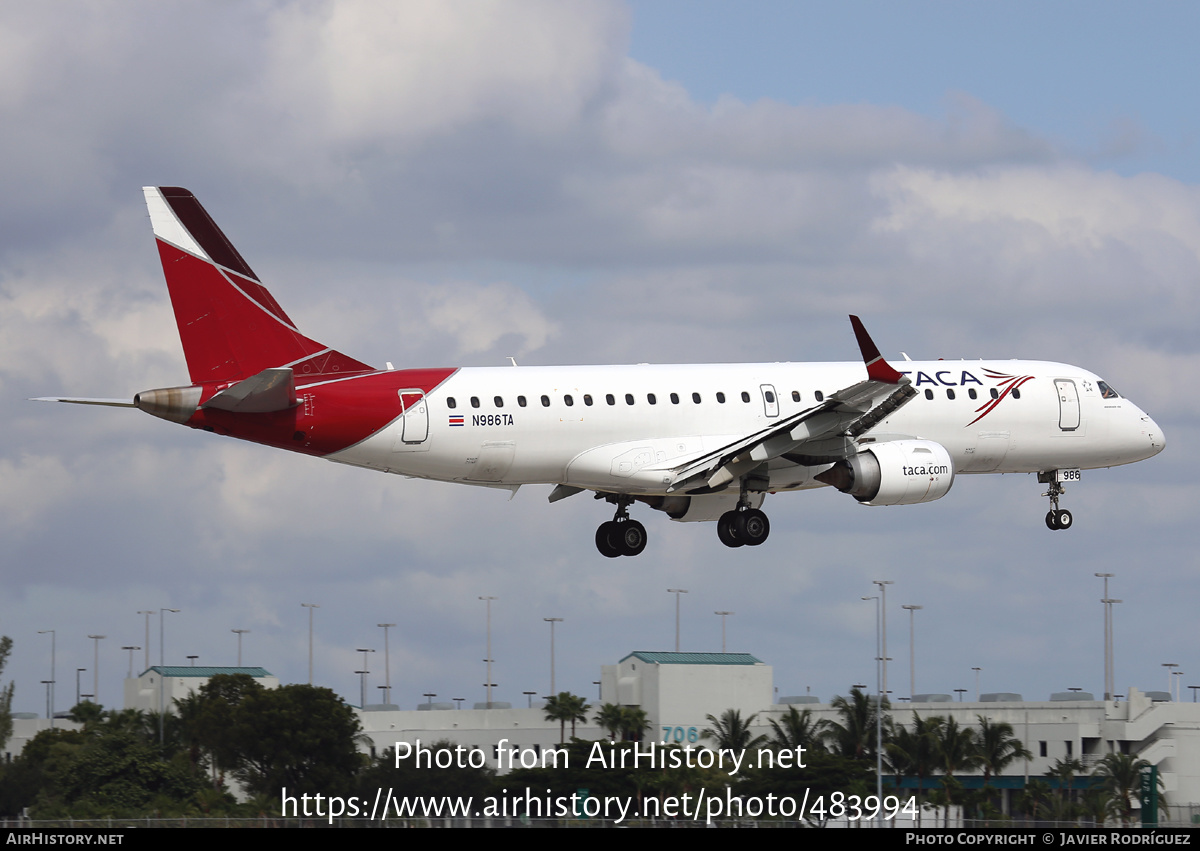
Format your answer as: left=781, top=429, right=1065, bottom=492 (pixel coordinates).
left=1097, top=380, right=1121, bottom=399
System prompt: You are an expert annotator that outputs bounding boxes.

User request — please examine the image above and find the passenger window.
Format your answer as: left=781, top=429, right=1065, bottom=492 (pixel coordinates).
left=471, top=396, right=480, bottom=408
left=814, top=391, right=824, bottom=402
left=924, top=389, right=934, bottom=400
left=518, top=396, right=527, bottom=407
left=494, top=396, right=503, bottom=408
left=625, top=393, right=635, bottom=405
left=541, top=395, right=550, bottom=407
left=584, top=394, right=593, bottom=406
left=946, top=389, right=955, bottom=400
left=692, top=392, right=701, bottom=404
left=670, top=393, right=680, bottom=404
left=447, top=397, right=457, bottom=409
left=648, top=393, right=657, bottom=405
left=765, top=390, right=775, bottom=403
left=968, top=389, right=977, bottom=400
left=791, top=390, right=801, bottom=402
left=990, top=388, right=999, bottom=400
left=564, top=395, right=574, bottom=406
left=606, top=394, right=615, bottom=406
left=1012, top=388, right=1021, bottom=399
left=716, top=392, right=726, bottom=403
left=741, top=391, right=750, bottom=403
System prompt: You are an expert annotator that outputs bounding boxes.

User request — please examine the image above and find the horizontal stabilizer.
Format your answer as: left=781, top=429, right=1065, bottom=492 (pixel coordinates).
left=201, top=368, right=298, bottom=413
left=31, top=397, right=136, bottom=408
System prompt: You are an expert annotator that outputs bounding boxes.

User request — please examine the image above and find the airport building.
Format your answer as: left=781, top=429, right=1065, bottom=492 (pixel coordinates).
left=7, top=652, right=1199, bottom=819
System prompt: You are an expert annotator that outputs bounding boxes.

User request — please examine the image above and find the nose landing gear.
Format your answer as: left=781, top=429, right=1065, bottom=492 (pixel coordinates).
left=1039, top=471, right=1074, bottom=531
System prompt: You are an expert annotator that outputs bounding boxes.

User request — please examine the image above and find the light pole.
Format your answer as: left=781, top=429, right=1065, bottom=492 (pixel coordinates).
left=301, top=603, right=319, bottom=684
left=714, top=611, right=734, bottom=653
left=544, top=618, right=563, bottom=695
left=138, top=611, right=154, bottom=672
left=902, top=604, right=922, bottom=700
left=356, top=648, right=375, bottom=706
left=1163, top=663, right=1179, bottom=699
left=480, top=596, right=497, bottom=707
left=862, top=595, right=883, bottom=812
left=158, top=608, right=179, bottom=745
left=88, top=635, right=106, bottom=706
left=232, top=629, right=249, bottom=666
left=668, top=589, right=688, bottom=652
left=37, top=630, right=55, bottom=727
left=973, top=667, right=982, bottom=702
left=122, top=646, right=141, bottom=679
left=873, top=580, right=893, bottom=698
left=75, top=668, right=86, bottom=706
left=1096, top=573, right=1116, bottom=701
left=378, top=623, right=395, bottom=704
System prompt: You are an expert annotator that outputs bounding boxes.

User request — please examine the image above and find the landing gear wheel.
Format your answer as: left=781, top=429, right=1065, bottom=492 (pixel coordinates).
left=617, top=519, right=648, bottom=556
left=717, top=511, right=744, bottom=548
left=1055, top=509, right=1073, bottom=530
left=736, top=508, right=771, bottom=546
left=1045, top=511, right=1059, bottom=531
left=596, top=521, right=621, bottom=557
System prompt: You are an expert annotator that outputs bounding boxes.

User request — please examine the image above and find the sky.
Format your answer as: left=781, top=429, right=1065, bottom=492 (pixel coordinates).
left=2, top=1, right=1198, bottom=722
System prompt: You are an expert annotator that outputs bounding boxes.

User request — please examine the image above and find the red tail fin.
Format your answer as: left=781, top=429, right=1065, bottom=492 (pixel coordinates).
left=144, top=187, right=373, bottom=385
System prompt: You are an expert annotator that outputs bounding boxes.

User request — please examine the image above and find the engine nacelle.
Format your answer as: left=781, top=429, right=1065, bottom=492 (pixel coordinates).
left=816, top=439, right=954, bottom=506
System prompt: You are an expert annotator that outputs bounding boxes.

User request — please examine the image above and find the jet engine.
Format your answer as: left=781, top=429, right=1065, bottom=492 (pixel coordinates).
left=815, top=439, right=954, bottom=505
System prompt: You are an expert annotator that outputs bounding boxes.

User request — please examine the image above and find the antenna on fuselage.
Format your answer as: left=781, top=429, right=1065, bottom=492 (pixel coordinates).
left=507, top=357, right=518, bottom=367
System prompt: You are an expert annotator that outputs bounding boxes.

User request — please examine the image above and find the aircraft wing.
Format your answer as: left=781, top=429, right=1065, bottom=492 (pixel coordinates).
left=660, top=316, right=916, bottom=493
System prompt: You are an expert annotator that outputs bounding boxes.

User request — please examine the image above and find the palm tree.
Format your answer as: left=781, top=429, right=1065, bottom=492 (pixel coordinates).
left=701, top=709, right=766, bottom=751
left=824, top=687, right=889, bottom=761
left=543, top=692, right=589, bottom=744
left=975, top=716, right=1032, bottom=786
left=767, top=706, right=828, bottom=752
left=931, top=716, right=980, bottom=827
left=1045, top=756, right=1087, bottom=821
left=1093, top=752, right=1164, bottom=826
left=619, top=706, right=651, bottom=742
left=886, top=713, right=943, bottom=826
left=593, top=703, right=625, bottom=741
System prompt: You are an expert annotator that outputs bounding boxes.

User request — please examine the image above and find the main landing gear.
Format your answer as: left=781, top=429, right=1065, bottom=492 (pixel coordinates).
left=595, top=497, right=647, bottom=558
left=1039, top=474, right=1073, bottom=531
left=716, top=505, right=771, bottom=548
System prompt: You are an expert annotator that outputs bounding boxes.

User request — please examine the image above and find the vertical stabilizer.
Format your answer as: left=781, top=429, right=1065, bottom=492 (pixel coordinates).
left=144, top=187, right=373, bottom=385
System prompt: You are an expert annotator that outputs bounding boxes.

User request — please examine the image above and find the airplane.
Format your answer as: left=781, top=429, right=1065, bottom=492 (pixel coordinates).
left=37, top=187, right=1166, bottom=557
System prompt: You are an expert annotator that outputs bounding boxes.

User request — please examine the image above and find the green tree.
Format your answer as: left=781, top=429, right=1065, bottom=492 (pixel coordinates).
left=66, top=700, right=106, bottom=732
left=825, top=687, right=890, bottom=762
left=0, top=636, right=13, bottom=752
left=886, top=713, right=943, bottom=826
left=975, top=715, right=1032, bottom=787
left=543, top=692, right=589, bottom=744
left=701, top=709, right=766, bottom=751
left=232, top=683, right=364, bottom=797
left=1093, top=752, right=1158, bottom=826
left=1045, top=756, right=1087, bottom=821
left=618, top=706, right=650, bottom=742
left=767, top=706, right=828, bottom=753
left=594, top=702, right=625, bottom=741
left=931, top=716, right=980, bottom=825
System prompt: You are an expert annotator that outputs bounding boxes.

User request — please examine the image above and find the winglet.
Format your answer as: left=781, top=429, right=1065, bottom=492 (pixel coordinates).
left=849, top=315, right=906, bottom=384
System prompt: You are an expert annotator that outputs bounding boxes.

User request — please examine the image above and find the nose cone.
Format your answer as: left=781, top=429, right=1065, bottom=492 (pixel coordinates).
left=1144, top=415, right=1166, bottom=455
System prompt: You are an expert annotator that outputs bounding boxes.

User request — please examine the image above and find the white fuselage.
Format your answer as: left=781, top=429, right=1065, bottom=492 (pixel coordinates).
left=330, top=359, right=1164, bottom=501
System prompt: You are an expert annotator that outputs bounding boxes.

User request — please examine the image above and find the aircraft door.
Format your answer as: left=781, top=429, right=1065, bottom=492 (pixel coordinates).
left=1055, top=379, right=1080, bottom=431
left=760, top=384, right=780, bottom=418
left=393, top=389, right=429, bottom=450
